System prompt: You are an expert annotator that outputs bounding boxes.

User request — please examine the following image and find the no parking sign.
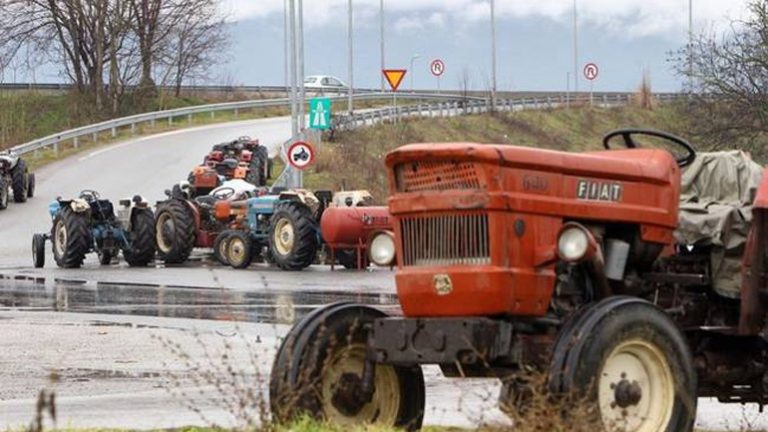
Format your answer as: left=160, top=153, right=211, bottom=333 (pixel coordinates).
left=287, top=141, right=315, bottom=170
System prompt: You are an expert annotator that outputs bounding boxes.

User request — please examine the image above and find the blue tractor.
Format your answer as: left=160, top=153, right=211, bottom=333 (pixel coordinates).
left=32, top=190, right=156, bottom=268
left=213, top=190, right=329, bottom=270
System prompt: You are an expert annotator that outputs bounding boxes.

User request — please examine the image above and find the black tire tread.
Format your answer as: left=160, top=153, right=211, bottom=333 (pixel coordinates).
left=11, top=159, right=27, bottom=203
left=53, top=206, right=91, bottom=268
left=155, top=199, right=196, bottom=264
left=269, top=200, right=318, bottom=271
left=124, top=209, right=157, bottom=267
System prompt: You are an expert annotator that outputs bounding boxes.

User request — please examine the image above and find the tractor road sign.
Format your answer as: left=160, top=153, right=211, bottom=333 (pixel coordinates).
left=288, top=141, right=315, bottom=170
left=383, top=69, right=407, bottom=92
left=309, top=97, right=331, bottom=130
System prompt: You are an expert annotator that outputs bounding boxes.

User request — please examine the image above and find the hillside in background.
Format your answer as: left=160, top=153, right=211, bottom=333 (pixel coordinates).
left=0, top=92, right=250, bottom=151
left=307, top=104, right=694, bottom=200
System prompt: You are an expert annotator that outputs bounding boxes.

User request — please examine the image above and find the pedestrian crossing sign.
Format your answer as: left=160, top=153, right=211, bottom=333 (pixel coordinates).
left=309, top=97, right=332, bottom=130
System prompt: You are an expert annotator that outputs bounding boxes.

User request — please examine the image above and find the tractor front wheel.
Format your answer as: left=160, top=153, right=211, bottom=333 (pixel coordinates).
left=548, top=296, right=697, bottom=432
left=155, top=200, right=196, bottom=264
left=32, top=234, right=46, bottom=268
left=213, top=230, right=234, bottom=265
left=52, top=206, right=91, bottom=268
left=226, top=231, right=253, bottom=269
left=268, top=201, right=318, bottom=271
left=270, top=303, right=425, bottom=431
left=124, top=209, right=156, bottom=267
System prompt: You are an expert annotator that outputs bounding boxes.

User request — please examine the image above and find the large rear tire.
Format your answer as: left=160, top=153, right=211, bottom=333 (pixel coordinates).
left=52, top=206, right=91, bottom=268
left=27, top=173, right=35, bottom=198
left=245, top=147, right=269, bottom=186
left=11, top=159, right=28, bottom=203
left=270, top=303, right=425, bottom=431
left=124, top=209, right=157, bottom=267
left=155, top=200, right=196, bottom=264
left=548, top=296, right=697, bottom=432
left=0, top=177, right=8, bottom=210
left=268, top=201, right=318, bottom=271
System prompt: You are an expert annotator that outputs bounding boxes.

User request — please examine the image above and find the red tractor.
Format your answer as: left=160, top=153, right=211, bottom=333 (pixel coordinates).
left=270, top=130, right=768, bottom=431
left=188, top=136, right=270, bottom=194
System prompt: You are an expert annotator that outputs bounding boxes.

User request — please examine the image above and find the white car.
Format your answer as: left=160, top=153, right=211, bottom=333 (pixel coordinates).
left=303, top=75, right=348, bottom=92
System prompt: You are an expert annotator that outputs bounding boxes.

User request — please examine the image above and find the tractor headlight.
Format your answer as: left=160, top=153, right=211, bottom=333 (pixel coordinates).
left=557, top=223, right=593, bottom=262
left=369, top=231, right=396, bottom=267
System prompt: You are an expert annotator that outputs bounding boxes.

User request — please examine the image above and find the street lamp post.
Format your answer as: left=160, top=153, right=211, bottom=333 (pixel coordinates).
left=380, top=0, right=385, bottom=92
left=348, top=0, right=354, bottom=113
left=410, top=54, right=420, bottom=91
left=298, top=0, right=305, bottom=130
left=490, top=0, right=497, bottom=108
left=573, top=0, right=579, bottom=94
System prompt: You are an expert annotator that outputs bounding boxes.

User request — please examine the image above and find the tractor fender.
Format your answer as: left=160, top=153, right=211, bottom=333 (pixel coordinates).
left=274, top=302, right=388, bottom=387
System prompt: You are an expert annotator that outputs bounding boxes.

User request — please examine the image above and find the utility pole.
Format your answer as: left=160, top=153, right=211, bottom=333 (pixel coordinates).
left=283, top=0, right=288, bottom=92
left=410, top=54, right=420, bottom=91
left=288, top=0, right=300, bottom=187
left=380, top=0, right=385, bottom=92
left=348, top=0, right=354, bottom=113
left=573, top=0, right=579, bottom=94
left=298, top=0, right=305, bottom=130
left=490, top=0, right=497, bottom=108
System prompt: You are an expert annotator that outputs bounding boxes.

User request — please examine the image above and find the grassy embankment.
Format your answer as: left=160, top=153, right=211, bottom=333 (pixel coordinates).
left=303, top=102, right=691, bottom=201
left=0, top=91, right=385, bottom=170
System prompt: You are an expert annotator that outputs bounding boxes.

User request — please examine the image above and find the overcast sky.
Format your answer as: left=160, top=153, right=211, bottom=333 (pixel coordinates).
left=215, top=0, right=750, bottom=92
left=17, top=1, right=752, bottom=92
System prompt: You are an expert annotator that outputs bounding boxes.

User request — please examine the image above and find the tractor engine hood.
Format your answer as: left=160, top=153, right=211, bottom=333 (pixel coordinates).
left=385, top=143, right=682, bottom=242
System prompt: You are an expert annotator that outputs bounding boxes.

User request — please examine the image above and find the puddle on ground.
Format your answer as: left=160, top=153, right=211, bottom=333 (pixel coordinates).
left=0, top=276, right=399, bottom=325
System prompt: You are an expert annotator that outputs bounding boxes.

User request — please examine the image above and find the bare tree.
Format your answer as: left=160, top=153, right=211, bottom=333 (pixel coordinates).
left=672, top=0, right=768, bottom=157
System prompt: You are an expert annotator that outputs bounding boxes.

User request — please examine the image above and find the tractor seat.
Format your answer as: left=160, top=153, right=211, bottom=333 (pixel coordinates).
left=674, top=151, right=764, bottom=297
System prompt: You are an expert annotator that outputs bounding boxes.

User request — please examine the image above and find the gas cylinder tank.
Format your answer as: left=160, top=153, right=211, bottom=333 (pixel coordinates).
left=320, top=206, right=392, bottom=246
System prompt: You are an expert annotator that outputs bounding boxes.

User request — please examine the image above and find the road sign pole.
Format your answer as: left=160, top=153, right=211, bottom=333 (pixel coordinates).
left=348, top=0, right=354, bottom=114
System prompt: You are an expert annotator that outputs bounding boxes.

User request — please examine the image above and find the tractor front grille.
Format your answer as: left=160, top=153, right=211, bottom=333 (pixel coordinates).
left=395, top=161, right=480, bottom=193
left=400, top=213, right=490, bottom=266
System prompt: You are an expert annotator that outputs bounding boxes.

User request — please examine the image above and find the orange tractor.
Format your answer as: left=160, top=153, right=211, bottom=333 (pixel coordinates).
left=270, top=129, right=768, bottom=431
left=188, top=136, right=270, bottom=196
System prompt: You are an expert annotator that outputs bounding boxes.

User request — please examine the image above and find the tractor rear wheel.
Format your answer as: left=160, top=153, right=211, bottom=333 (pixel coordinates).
left=32, top=234, right=46, bottom=268
left=270, top=303, right=425, bottom=431
left=155, top=200, right=196, bottom=264
left=11, top=159, right=28, bottom=203
left=226, top=231, right=253, bottom=269
left=548, top=296, right=696, bottom=432
left=0, top=177, right=8, bottom=210
left=213, top=230, right=234, bottom=265
left=246, top=146, right=269, bottom=186
left=52, top=206, right=91, bottom=268
left=124, top=209, right=156, bottom=267
left=27, top=173, right=35, bottom=198
left=269, top=201, right=318, bottom=271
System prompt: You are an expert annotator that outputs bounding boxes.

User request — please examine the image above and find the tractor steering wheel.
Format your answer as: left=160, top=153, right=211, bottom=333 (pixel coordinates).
left=79, top=190, right=101, bottom=202
left=602, top=129, right=696, bottom=167
left=212, top=187, right=235, bottom=200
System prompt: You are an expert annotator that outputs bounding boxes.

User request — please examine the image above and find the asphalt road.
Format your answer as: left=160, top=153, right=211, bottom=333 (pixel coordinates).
left=0, top=117, right=291, bottom=268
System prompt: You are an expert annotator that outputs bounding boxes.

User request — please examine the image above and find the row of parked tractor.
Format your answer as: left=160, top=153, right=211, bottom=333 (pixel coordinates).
left=32, top=136, right=396, bottom=271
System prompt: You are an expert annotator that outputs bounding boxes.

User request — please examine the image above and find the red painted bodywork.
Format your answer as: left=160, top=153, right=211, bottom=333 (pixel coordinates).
left=320, top=206, right=392, bottom=246
left=385, top=143, right=681, bottom=318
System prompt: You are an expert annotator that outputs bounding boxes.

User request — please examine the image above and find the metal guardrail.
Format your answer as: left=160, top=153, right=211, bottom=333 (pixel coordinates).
left=9, top=91, right=683, bottom=157
left=333, top=93, right=683, bottom=131
left=9, top=92, right=485, bottom=156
